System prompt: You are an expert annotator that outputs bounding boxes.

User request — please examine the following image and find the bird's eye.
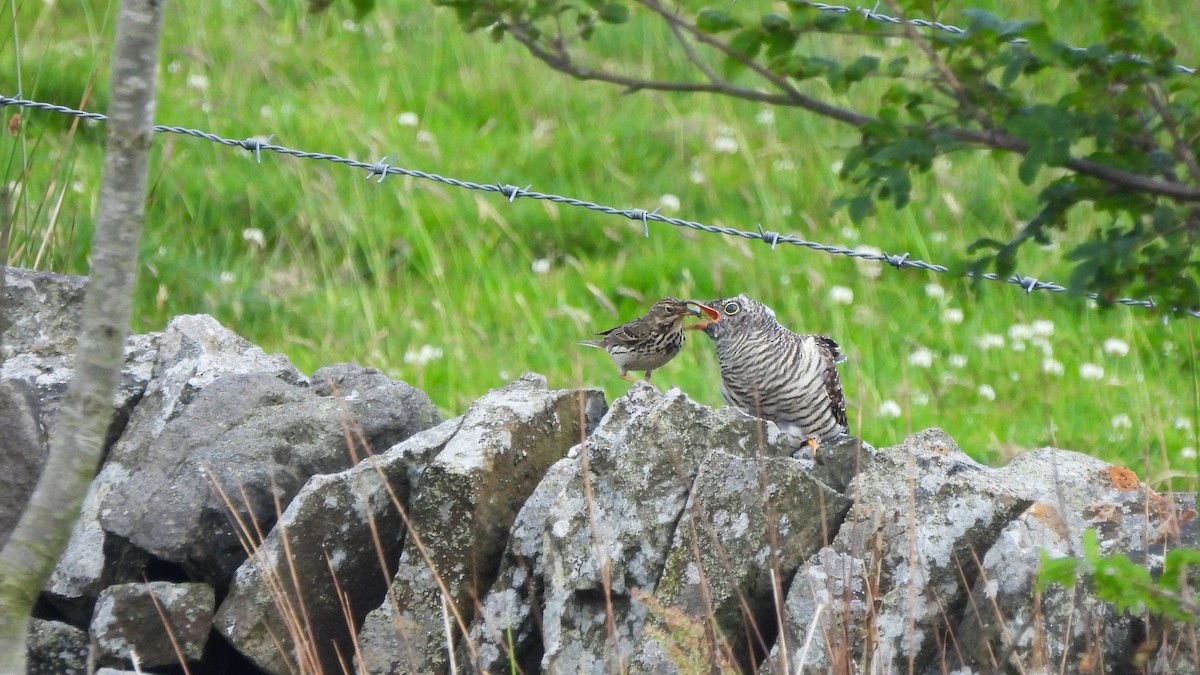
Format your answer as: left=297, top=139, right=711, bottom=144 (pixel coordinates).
left=723, top=302, right=740, bottom=315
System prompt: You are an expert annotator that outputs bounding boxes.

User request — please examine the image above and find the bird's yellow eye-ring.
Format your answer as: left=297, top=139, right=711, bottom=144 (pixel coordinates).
left=723, top=302, right=740, bottom=315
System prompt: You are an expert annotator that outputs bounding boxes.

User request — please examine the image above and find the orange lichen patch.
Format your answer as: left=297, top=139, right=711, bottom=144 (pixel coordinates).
left=1083, top=503, right=1120, bottom=523
left=1028, top=502, right=1070, bottom=540
left=1105, top=466, right=1141, bottom=491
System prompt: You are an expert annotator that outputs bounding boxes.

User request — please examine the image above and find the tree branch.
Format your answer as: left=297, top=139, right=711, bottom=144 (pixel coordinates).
left=503, top=17, right=1200, bottom=202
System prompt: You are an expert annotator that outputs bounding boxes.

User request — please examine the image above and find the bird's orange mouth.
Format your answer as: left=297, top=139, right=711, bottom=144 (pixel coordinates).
left=684, top=300, right=719, bottom=329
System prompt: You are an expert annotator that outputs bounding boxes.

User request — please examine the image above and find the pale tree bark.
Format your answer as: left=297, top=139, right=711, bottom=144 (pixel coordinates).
left=0, top=1, right=165, bottom=670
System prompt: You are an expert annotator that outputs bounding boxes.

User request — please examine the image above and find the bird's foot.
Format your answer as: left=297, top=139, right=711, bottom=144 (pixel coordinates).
left=620, top=373, right=640, bottom=383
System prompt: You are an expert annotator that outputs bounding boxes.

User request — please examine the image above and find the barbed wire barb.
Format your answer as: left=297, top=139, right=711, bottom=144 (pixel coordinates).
left=3, top=93, right=1198, bottom=320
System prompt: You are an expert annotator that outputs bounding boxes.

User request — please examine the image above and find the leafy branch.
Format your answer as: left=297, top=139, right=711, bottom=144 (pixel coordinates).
left=333, top=0, right=1200, bottom=314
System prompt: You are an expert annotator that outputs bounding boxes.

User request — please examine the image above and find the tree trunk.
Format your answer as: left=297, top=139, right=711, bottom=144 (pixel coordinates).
left=0, top=1, right=165, bottom=670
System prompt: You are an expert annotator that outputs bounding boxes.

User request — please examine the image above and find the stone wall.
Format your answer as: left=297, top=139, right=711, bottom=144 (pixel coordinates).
left=3, top=269, right=1196, bottom=674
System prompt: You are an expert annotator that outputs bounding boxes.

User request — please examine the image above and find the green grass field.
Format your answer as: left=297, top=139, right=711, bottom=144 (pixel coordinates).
left=4, top=0, right=1199, bottom=486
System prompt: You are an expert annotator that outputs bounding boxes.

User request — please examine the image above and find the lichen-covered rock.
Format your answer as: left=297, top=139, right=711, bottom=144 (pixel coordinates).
left=956, top=449, right=1199, bottom=674
left=464, top=456, right=578, bottom=673
left=26, top=619, right=90, bottom=675
left=356, top=374, right=605, bottom=674
left=630, top=449, right=852, bottom=673
left=537, top=384, right=823, bottom=674
left=90, top=582, right=215, bottom=668
left=763, top=428, right=1034, bottom=674
left=216, top=415, right=463, bottom=675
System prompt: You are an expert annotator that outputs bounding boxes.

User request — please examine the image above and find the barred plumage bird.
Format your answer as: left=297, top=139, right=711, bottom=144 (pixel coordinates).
left=691, top=294, right=849, bottom=450
left=580, top=297, right=719, bottom=382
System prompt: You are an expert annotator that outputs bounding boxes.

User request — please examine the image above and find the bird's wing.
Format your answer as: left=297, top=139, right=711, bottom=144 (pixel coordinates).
left=816, top=338, right=849, bottom=428
left=597, top=319, right=654, bottom=345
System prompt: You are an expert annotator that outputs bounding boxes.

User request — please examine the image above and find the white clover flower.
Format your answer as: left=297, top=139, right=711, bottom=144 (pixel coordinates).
left=975, top=333, right=1005, bottom=350
left=659, top=194, right=681, bottom=212
left=1182, top=447, right=1197, bottom=459
left=978, top=385, right=996, bottom=401
left=925, top=283, right=945, bottom=299
left=1008, top=324, right=1034, bottom=341
left=690, top=170, right=706, bottom=184
left=879, top=400, right=902, bottom=418
left=531, top=258, right=551, bottom=275
left=71, top=181, right=84, bottom=193
left=930, top=231, right=948, bottom=243
left=1079, top=363, right=1105, bottom=380
left=756, top=109, right=775, bottom=125
left=712, top=136, right=739, bottom=154
left=949, top=354, right=967, bottom=368
left=830, top=160, right=844, bottom=174
left=912, top=392, right=929, bottom=406
left=1031, top=319, right=1054, bottom=337
left=942, top=193, right=963, bottom=217
left=416, top=130, right=436, bottom=145
left=167, top=60, right=182, bottom=74
left=218, top=271, right=235, bottom=285
left=908, top=347, right=934, bottom=368
left=1174, top=417, right=1193, bottom=431
left=829, top=286, right=854, bottom=305
left=943, top=308, right=964, bottom=324
left=1041, top=358, right=1064, bottom=376
left=242, top=228, right=266, bottom=249
left=1103, top=338, right=1130, bottom=357
left=397, top=111, right=420, bottom=127
left=1111, top=414, right=1132, bottom=430
left=404, top=344, right=443, bottom=367
left=1011, top=341, right=1026, bottom=352
left=186, top=73, right=209, bottom=91
left=773, top=159, right=795, bottom=172
left=259, top=105, right=274, bottom=119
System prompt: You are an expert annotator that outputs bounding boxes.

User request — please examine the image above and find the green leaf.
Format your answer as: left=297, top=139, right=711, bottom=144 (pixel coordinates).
left=697, top=8, right=740, bottom=33
left=761, top=13, right=790, bottom=31
left=728, top=29, right=763, bottom=62
left=349, top=0, right=375, bottom=18
left=1036, top=554, right=1080, bottom=593
left=598, top=3, right=628, bottom=24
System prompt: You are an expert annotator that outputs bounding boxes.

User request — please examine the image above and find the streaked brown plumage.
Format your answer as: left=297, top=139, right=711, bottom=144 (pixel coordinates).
left=691, top=294, right=848, bottom=449
left=579, top=297, right=717, bottom=382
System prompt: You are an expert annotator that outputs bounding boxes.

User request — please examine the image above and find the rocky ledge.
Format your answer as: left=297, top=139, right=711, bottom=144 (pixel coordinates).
left=3, top=268, right=1196, bottom=674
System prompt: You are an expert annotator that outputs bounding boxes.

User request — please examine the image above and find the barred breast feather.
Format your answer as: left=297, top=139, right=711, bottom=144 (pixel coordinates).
left=702, top=294, right=848, bottom=444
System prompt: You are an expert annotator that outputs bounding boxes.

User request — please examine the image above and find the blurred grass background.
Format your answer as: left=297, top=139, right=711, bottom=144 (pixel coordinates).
left=3, top=0, right=1198, bottom=486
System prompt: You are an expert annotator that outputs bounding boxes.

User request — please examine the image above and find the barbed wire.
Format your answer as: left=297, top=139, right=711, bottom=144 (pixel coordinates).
left=805, top=2, right=1197, bottom=75
left=2, top=94, right=1197, bottom=320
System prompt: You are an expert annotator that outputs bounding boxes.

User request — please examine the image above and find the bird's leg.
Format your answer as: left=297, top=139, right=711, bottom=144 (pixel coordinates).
left=803, top=437, right=820, bottom=455
left=620, top=371, right=640, bottom=383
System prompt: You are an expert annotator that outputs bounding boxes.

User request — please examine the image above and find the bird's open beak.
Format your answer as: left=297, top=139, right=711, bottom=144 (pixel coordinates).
left=684, top=300, right=720, bottom=330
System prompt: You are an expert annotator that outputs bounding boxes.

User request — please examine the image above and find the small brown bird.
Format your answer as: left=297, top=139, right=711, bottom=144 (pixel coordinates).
left=580, top=297, right=719, bottom=382
left=689, top=293, right=848, bottom=451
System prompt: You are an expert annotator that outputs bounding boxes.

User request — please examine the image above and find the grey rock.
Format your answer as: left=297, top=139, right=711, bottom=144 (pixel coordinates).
left=47, top=314, right=298, bottom=611
left=630, top=449, right=852, bottom=674
left=216, top=415, right=463, bottom=675
left=90, top=581, right=215, bottom=668
left=310, top=363, right=441, bottom=453
left=356, top=374, right=605, bottom=674
left=26, top=618, right=91, bottom=675
left=956, top=449, right=1199, bottom=674
left=98, top=372, right=360, bottom=584
left=0, top=378, right=47, bottom=548
left=763, top=428, right=1034, bottom=674
left=465, top=456, right=578, bottom=673
left=1, top=267, right=159, bottom=448
left=538, top=384, right=810, bottom=674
